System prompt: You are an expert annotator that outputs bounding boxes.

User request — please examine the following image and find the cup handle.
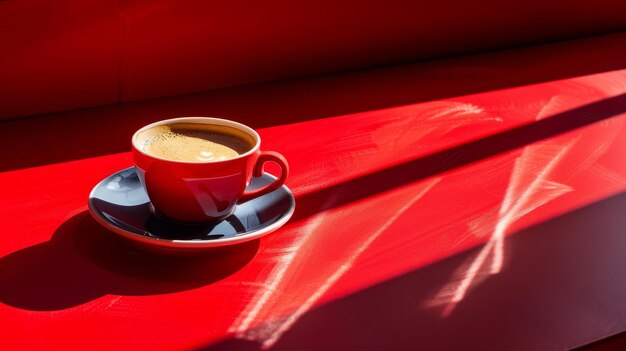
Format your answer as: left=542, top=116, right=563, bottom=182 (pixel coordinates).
left=238, top=151, right=289, bottom=203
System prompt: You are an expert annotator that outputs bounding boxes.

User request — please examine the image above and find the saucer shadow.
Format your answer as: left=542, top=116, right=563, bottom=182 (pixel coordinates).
left=0, top=211, right=259, bottom=311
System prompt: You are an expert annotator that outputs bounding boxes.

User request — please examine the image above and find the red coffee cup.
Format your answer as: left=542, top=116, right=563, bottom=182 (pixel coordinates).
left=132, top=117, right=289, bottom=222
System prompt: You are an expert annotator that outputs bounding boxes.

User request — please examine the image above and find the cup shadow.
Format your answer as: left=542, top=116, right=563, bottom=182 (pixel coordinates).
left=0, top=211, right=259, bottom=311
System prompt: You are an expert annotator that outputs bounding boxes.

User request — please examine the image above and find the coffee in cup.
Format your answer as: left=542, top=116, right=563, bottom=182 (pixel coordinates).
left=132, top=117, right=289, bottom=223
left=136, top=123, right=255, bottom=162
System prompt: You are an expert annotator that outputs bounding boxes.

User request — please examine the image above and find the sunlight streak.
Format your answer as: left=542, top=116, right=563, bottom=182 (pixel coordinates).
left=428, top=129, right=577, bottom=316
left=102, top=296, right=122, bottom=312
left=427, top=103, right=485, bottom=120
left=376, top=101, right=502, bottom=155
left=229, top=196, right=335, bottom=335
left=260, top=179, right=440, bottom=349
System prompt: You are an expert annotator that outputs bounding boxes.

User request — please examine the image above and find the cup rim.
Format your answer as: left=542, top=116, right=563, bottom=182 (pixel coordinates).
left=132, top=117, right=261, bottom=164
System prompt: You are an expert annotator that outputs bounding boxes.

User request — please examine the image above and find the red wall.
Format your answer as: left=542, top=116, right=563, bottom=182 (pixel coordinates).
left=2, top=0, right=626, bottom=120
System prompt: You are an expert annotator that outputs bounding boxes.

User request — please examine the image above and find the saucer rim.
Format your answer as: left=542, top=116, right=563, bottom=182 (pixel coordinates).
left=87, top=166, right=295, bottom=249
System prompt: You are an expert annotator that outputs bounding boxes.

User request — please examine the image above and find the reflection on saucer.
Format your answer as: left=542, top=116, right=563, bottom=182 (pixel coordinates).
left=88, top=167, right=295, bottom=250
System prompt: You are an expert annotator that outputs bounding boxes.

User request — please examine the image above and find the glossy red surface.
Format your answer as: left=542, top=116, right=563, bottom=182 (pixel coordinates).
left=2, top=31, right=626, bottom=350
left=2, top=0, right=626, bottom=119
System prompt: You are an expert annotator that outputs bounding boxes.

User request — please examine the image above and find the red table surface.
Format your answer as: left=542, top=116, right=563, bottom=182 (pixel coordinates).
left=2, top=32, right=626, bottom=350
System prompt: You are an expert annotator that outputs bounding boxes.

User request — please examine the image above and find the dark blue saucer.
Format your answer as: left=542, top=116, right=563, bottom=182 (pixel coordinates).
left=88, top=167, right=295, bottom=249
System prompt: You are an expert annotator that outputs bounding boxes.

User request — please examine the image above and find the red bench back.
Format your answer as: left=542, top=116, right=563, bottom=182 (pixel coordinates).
left=2, top=0, right=626, bottom=119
